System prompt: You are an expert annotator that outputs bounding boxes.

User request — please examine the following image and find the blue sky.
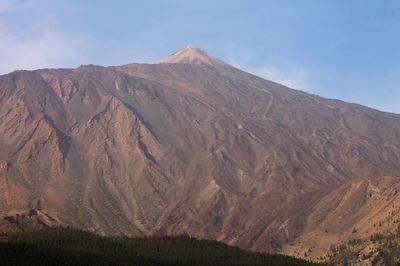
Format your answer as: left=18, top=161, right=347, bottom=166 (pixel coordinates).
left=0, top=0, right=399, bottom=113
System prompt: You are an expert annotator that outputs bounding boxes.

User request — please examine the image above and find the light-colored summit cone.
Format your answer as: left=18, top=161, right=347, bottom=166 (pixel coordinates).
left=157, top=45, right=227, bottom=67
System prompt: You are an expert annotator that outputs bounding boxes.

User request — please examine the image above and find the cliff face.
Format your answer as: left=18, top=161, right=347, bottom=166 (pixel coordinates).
left=1, top=46, right=400, bottom=258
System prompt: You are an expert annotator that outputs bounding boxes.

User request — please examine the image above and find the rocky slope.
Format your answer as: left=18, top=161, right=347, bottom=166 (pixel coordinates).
left=1, top=46, right=400, bottom=263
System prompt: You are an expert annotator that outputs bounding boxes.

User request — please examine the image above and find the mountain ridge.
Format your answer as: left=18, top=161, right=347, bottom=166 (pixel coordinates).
left=1, top=46, right=400, bottom=264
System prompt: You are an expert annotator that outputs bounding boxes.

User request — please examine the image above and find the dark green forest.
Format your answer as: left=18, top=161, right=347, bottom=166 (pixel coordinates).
left=0, top=227, right=326, bottom=266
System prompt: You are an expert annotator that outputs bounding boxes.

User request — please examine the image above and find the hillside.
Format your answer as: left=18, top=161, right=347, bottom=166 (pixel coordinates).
left=0, top=227, right=324, bottom=266
left=1, top=46, right=400, bottom=263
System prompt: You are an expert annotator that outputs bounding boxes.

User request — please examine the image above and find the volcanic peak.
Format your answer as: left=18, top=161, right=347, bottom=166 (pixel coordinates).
left=157, top=45, right=223, bottom=66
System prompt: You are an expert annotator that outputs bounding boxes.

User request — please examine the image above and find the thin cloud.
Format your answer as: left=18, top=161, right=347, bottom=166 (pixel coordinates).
left=0, top=0, right=36, bottom=13
left=223, top=48, right=312, bottom=92
left=0, top=29, right=86, bottom=74
left=249, top=65, right=312, bottom=92
left=0, top=0, right=87, bottom=74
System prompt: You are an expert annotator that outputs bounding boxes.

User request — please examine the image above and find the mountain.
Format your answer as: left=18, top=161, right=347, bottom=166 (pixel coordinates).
left=1, top=46, right=400, bottom=263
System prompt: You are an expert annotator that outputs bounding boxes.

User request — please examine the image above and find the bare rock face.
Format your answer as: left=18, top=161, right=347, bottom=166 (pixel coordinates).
left=1, top=47, right=400, bottom=258
left=0, top=161, right=10, bottom=173
left=0, top=209, right=62, bottom=237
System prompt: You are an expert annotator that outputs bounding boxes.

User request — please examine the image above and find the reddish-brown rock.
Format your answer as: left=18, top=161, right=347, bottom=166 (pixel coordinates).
left=0, top=46, right=400, bottom=259
left=0, top=161, right=9, bottom=173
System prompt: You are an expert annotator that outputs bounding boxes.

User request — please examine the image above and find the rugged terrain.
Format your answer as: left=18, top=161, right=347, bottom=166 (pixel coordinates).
left=1, top=46, right=400, bottom=264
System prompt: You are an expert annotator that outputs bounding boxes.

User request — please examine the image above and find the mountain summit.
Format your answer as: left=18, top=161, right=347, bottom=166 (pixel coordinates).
left=157, top=45, right=226, bottom=67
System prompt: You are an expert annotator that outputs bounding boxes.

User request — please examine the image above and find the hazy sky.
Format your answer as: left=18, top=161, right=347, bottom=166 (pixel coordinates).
left=1, top=0, right=399, bottom=113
